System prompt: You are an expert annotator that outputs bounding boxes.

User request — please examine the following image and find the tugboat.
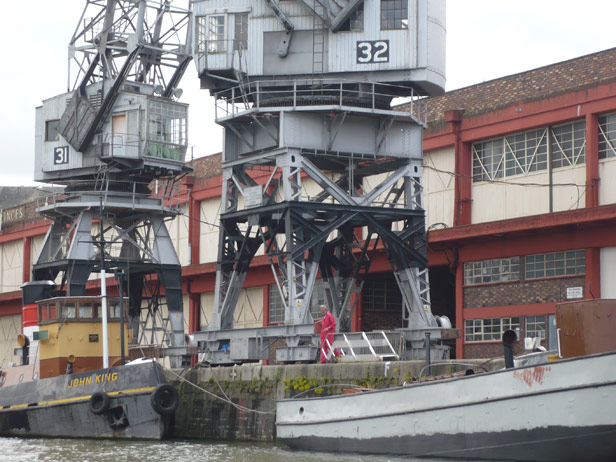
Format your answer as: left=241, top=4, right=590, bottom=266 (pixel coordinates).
left=276, top=300, right=616, bottom=461
left=0, top=281, right=179, bottom=439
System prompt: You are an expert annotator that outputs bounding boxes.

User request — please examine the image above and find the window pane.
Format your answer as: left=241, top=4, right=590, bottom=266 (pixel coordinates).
left=207, top=15, right=225, bottom=54
left=46, top=120, right=60, bottom=142
left=599, top=113, right=616, bottom=159
left=526, top=315, right=546, bottom=339
left=525, top=250, right=585, bottom=279
left=79, top=303, right=94, bottom=318
left=233, top=13, right=248, bottom=51
left=61, top=303, right=76, bottom=319
left=464, top=317, right=520, bottom=342
left=147, top=100, right=187, bottom=161
left=381, top=0, right=408, bottom=30
left=464, top=257, right=520, bottom=285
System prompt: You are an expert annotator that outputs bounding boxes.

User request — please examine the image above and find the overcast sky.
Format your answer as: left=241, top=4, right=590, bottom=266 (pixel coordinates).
left=0, top=0, right=615, bottom=186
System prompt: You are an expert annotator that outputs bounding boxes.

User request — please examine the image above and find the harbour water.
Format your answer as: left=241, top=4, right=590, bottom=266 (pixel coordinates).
left=0, top=437, right=499, bottom=461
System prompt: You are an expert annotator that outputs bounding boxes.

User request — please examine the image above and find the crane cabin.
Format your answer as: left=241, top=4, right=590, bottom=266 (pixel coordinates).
left=193, top=0, right=446, bottom=96
left=34, top=82, right=189, bottom=184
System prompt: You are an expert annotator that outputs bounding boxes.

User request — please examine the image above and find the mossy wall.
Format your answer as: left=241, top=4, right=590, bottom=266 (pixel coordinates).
left=170, top=359, right=504, bottom=441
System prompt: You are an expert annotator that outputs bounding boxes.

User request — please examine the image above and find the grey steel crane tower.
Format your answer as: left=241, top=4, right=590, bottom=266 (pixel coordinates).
left=191, top=0, right=452, bottom=363
left=32, top=0, right=192, bottom=366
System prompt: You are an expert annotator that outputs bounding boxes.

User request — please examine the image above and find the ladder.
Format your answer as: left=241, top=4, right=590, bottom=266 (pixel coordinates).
left=312, top=0, right=326, bottom=80
left=324, top=331, right=399, bottom=362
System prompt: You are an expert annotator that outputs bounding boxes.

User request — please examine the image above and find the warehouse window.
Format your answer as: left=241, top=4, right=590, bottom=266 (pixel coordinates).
left=525, top=250, right=585, bottom=279
left=551, top=121, right=586, bottom=168
left=473, top=121, right=586, bottom=182
left=363, top=272, right=402, bottom=311
left=381, top=0, right=408, bottom=30
left=465, top=317, right=520, bottom=342
left=473, top=128, right=548, bottom=181
left=504, top=129, right=548, bottom=176
left=269, top=280, right=326, bottom=323
left=526, top=315, right=546, bottom=339
left=268, top=286, right=284, bottom=324
left=472, top=139, right=504, bottom=181
left=599, top=113, right=616, bottom=159
left=464, top=257, right=520, bottom=285
left=233, top=13, right=248, bottom=51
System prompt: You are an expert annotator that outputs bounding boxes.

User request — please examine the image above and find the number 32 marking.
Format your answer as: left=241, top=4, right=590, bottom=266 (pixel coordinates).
left=356, top=40, right=389, bottom=64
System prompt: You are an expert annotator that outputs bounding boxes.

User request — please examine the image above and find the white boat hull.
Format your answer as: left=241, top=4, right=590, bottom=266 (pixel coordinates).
left=276, top=352, right=616, bottom=461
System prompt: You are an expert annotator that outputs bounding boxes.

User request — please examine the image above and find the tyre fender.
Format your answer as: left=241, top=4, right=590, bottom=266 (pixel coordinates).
left=89, top=391, right=110, bottom=415
left=150, top=384, right=179, bottom=415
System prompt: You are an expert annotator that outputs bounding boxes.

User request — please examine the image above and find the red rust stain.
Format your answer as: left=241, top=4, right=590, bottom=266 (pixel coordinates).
left=513, top=366, right=551, bottom=387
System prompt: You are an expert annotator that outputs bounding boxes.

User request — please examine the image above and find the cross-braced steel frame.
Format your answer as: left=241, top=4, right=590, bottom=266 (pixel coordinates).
left=32, top=183, right=187, bottom=366
left=209, top=148, right=435, bottom=337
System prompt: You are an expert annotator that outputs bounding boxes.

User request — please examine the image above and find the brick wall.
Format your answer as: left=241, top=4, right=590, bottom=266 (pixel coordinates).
left=464, top=276, right=585, bottom=308
left=464, top=341, right=525, bottom=359
left=362, top=310, right=403, bottom=331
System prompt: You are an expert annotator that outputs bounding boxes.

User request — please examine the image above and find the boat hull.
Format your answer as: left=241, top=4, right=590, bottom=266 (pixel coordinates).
left=0, top=360, right=173, bottom=439
left=276, top=352, right=616, bottom=461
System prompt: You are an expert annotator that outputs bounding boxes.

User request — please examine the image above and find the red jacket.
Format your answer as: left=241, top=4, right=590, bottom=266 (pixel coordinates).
left=321, top=311, right=336, bottom=337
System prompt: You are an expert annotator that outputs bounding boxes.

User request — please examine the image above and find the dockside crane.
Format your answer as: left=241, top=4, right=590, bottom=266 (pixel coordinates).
left=190, top=0, right=456, bottom=363
left=31, top=0, right=193, bottom=367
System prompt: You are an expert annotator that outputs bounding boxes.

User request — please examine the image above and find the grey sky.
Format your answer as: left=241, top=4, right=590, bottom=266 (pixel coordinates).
left=0, top=0, right=615, bottom=186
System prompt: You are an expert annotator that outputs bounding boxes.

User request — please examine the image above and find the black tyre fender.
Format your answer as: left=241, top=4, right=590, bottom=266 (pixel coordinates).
left=150, top=384, right=179, bottom=415
left=89, top=391, right=110, bottom=415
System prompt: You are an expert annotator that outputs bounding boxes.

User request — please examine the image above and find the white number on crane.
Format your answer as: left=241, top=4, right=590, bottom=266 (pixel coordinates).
left=356, top=40, right=390, bottom=64
left=54, top=146, right=69, bottom=165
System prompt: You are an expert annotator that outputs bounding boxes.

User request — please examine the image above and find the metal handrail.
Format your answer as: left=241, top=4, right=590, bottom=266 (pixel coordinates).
left=214, top=78, right=427, bottom=125
left=324, top=331, right=400, bottom=362
left=36, top=180, right=190, bottom=211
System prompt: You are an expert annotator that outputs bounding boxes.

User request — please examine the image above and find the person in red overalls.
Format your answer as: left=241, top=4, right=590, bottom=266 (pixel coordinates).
left=319, top=304, right=338, bottom=363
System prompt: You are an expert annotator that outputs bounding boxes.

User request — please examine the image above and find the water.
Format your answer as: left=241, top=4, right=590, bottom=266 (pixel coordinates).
left=0, top=438, right=492, bottom=462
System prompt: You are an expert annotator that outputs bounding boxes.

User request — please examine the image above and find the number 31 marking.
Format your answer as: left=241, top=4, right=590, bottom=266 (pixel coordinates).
left=356, top=40, right=390, bottom=64
left=54, top=146, right=69, bottom=165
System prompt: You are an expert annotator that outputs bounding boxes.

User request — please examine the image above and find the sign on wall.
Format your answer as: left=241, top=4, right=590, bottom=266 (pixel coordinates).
left=356, top=40, right=390, bottom=64
left=566, top=287, right=583, bottom=299
left=0, top=206, right=25, bottom=232
left=54, top=146, right=70, bottom=165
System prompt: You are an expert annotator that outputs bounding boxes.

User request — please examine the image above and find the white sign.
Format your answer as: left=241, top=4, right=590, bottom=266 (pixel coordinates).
left=566, top=286, right=583, bottom=300
left=244, top=185, right=263, bottom=209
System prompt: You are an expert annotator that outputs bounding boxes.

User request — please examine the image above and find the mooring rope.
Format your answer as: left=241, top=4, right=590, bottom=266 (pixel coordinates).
left=167, top=367, right=276, bottom=415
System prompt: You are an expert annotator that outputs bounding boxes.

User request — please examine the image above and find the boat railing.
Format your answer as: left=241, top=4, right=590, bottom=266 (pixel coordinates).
left=417, top=362, right=489, bottom=383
